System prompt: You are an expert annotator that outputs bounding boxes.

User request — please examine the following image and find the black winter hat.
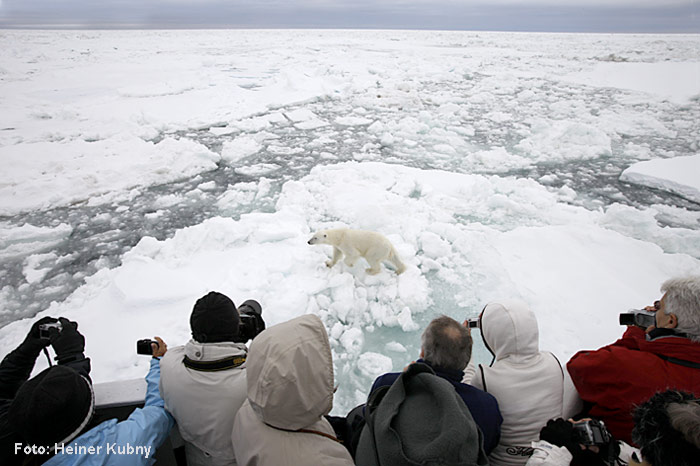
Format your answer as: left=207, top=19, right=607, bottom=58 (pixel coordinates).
left=190, top=291, right=240, bottom=343
left=8, top=365, right=94, bottom=446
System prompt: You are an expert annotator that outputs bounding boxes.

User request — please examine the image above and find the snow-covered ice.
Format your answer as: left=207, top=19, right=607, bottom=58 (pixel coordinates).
left=621, top=155, right=700, bottom=204
left=0, top=29, right=698, bottom=414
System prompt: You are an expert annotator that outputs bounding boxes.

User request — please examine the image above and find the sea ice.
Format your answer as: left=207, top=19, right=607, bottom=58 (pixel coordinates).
left=1, top=161, right=697, bottom=415
left=621, top=154, right=700, bottom=204
left=0, top=30, right=698, bottom=416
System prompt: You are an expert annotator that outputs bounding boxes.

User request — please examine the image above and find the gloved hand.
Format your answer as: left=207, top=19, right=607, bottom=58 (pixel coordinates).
left=541, top=418, right=621, bottom=466
left=539, top=418, right=577, bottom=455
left=22, top=316, right=60, bottom=351
left=50, top=317, right=85, bottom=363
left=595, top=436, right=620, bottom=466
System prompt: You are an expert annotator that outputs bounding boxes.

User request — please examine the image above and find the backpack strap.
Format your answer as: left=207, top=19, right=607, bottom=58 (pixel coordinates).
left=478, top=364, right=488, bottom=392
left=656, top=353, right=700, bottom=369
left=548, top=352, right=567, bottom=418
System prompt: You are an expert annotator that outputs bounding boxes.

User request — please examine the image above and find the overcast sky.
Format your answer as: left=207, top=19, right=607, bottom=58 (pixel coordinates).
left=0, top=0, right=698, bottom=33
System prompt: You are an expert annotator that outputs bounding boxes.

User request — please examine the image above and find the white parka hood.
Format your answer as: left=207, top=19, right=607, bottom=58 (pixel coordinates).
left=481, top=298, right=540, bottom=362
left=245, top=314, right=334, bottom=430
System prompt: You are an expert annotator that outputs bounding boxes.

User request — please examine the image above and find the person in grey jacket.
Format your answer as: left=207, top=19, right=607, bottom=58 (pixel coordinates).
left=231, top=314, right=354, bottom=466
left=159, top=291, right=250, bottom=466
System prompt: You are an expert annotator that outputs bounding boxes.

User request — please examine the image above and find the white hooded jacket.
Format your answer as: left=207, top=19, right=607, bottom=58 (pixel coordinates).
left=159, top=340, right=248, bottom=466
left=465, top=299, right=582, bottom=466
left=231, top=314, right=354, bottom=466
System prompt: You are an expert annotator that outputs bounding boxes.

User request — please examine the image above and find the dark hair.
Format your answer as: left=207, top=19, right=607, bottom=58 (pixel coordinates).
left=421, top=315, right=472, bottom=371
left=632, top=390, right=700, bottom=466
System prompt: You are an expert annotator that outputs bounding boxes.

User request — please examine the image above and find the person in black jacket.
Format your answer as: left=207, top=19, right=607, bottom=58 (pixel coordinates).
left=0, top=316, right=94, bottom=465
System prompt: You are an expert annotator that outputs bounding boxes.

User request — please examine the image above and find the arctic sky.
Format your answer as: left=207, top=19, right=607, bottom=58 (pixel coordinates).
left=0, top=0, right=698, bottom=32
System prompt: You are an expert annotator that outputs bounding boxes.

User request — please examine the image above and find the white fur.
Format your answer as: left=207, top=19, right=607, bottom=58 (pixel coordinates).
left=308, top=228, right=406, bottom=275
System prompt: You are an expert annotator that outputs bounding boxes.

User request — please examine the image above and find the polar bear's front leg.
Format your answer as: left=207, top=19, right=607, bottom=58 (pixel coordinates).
left=326, top=246, right=343, bottom=268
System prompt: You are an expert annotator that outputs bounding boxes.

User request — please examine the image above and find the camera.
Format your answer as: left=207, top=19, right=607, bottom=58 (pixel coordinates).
left=466, top=318, right=480, bottom=329
left=137, top=339, right=158, bottom=355
left=235, top=299, right=265, bottom=343
left=619, top=309, right=656, bottom=329
left=39, top=321, right=62, bottom=339
left=572, top=419, right=612, bottom=446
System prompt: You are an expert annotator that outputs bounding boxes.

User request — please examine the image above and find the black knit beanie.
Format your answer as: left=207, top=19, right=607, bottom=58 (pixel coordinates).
left=8, top=365, right=94, bottom=446
left=190, top=291, right=240, bottom=343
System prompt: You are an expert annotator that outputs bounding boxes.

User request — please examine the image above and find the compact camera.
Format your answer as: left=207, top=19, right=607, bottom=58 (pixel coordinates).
left=619, top=309, right=656, bottom=329
left=136, top=339, right=159, bottom=355
left=236, top=300, right=265, bottom=343
left=466, top=318, right=480, bottom=329
left=572, top=419, right=612, bottom=446
left=39, top=321, right=62, bottom=339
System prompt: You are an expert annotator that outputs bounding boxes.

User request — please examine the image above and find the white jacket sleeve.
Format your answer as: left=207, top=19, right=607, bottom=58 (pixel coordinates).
left=462, top=358, right=477, bottom=384
left=525, top=440, right=572, bottom=466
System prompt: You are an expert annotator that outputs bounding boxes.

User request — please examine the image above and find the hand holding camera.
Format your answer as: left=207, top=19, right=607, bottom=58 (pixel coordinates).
left=465, top=318, right=480, bottom=329
left=24, top=316, right=60, bottom=350
left=50, top=317, right=86, bottom=363
left=137, top=336, right=167, bottom=357
left=619, top=309, right=656, bottom=329
left=540, top=418, right=618, bottom=465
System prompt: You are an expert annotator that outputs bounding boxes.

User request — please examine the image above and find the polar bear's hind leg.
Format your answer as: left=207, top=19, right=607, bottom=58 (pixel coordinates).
left=388, top=247, right=406, bottom=275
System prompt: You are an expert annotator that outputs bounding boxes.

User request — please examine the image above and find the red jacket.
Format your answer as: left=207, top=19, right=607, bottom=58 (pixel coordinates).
left=567, top=326, right=700, bottom=444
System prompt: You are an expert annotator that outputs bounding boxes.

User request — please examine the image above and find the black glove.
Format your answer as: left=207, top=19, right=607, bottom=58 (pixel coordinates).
left=50, top=317, right=85, bottom=363
left=542, top=418, right=621, bottom=466
left=22, top=316, right=59, bottom=351
left=539, top=418, right=577, bottom=454
left=592, top=436, right=620, bottom=466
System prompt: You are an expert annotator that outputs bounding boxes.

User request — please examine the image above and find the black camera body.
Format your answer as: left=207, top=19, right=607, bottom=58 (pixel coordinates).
left=619, top=309, right=656, bottom=329
left=137, top=339, right=158, bottom=355
left=39, top=322, right=62, bottom=339
left=572, top=419, right=612, bottom=446
left=236, top=300, right=265, bottom=343
left=466, top=318, right=480, bottom=329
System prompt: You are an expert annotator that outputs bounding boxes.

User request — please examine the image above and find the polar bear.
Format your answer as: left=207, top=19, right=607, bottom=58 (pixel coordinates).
left=308, top=228, right=406, bottom=275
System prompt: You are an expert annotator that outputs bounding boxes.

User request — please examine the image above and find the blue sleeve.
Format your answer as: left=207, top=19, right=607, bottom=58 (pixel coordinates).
left=144, top=358, right=165, bottom=407
left=110, top=359, right=174, bottom=464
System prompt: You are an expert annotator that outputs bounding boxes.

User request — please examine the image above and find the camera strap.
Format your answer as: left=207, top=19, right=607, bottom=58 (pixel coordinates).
left=43, top=347, right=54, bottom=367
left=183, top=355, right=246, bottom=372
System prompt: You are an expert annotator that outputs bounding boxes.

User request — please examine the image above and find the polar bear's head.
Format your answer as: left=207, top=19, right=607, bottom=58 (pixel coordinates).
left=307, top=231, right=330, bottom=245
